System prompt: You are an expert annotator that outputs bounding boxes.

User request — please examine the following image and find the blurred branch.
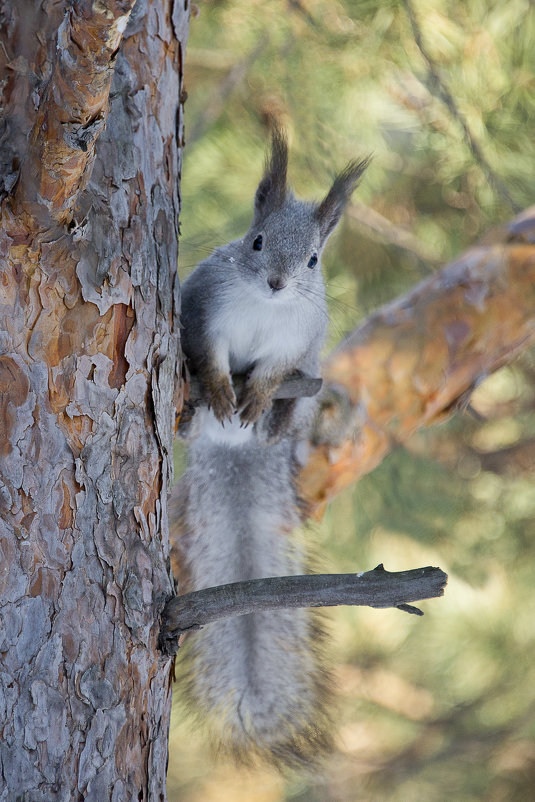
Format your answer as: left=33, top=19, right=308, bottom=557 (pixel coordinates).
left=159, top=564, right=447, bottom=653
left=188, top=40, right=268, bottom=146
left=401, top=0, right=521, bottom=214
left=347, top=200, right=442, bottom=268
left=362, top=694, right=535, bottom=791
left=476, top=438, right=535, bottom=476
left=187, top=371, right=322, bottom=404
left=299, top=206, right=535, bottom=514
left=287, top=0, right=321, bottom=32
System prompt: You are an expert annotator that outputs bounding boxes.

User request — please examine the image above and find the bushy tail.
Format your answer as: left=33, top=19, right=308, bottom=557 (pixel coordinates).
left=177, top=434, right=332, bottom=767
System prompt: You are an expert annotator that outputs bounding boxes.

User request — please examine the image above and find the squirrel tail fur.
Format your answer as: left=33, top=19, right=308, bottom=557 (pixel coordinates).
left=176, top=430, right=332, bottom=767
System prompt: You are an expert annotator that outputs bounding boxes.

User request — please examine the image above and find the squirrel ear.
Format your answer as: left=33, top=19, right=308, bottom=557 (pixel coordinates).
left=315, top=156, right=371, bottom=245
left=254, top=127, right=288, bottom=222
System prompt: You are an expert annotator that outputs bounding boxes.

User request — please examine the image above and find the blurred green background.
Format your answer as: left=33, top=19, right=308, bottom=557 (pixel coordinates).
left=169, top=0, right=535, bottom=799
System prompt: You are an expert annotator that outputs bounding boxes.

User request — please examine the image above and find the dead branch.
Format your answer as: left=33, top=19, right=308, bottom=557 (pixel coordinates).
left=159, top=564, right=447, bottom=654
left=176, top=372, right=323, bottom=435
left=187, top=371, right=322, bottom=404
left=401, top=0, right=520, bottom=213
left=347, top=201, right=442, bottom=268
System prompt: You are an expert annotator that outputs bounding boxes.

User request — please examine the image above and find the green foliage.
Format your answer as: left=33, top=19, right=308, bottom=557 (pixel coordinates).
left=170, top=1, right=535, bottom=799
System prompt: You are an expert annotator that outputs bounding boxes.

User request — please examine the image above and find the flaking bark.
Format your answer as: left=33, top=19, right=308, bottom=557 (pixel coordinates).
left=0, top=1, right=189, bottom=799
left=12, top=0, right=138, bottom=232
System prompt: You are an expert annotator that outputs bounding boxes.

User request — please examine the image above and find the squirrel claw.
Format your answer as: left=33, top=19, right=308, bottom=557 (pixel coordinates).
left=238, top=379, right=278, bottom=426
left=207, top=380, right=237, bottom=424
left=239, top=398, right=268, bottom=426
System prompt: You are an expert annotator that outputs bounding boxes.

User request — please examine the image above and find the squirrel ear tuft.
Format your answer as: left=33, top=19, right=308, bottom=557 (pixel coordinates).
left=315, top=156, right=371, bottom=244
left=254, top=127, right=288, bottom=222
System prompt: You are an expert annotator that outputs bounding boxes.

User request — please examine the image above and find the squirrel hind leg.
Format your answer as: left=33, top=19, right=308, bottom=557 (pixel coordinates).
left=255, top=398, right=297, bottom=445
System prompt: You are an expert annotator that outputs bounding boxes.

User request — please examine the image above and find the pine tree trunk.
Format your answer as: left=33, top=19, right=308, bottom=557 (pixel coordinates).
left=0, top=1, right=188, bottom=798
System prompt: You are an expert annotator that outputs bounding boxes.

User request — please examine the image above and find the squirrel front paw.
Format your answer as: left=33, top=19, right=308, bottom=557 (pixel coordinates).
left=206, top=374, right=236, bottom=422
left=238, top=380, right=276, bottom=426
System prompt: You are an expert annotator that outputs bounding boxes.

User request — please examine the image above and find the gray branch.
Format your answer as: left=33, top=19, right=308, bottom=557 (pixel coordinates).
left=187, top=371, right=322, bottom=404
left=347, top=201, right=442, bottom=269
left=159, top=564, right=448, bottom=655
left=178, top=372, right=322, bottom=436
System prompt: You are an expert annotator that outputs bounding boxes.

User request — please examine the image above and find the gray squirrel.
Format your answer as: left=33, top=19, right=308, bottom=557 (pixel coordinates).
left=178, top=129, right=369, bottom=767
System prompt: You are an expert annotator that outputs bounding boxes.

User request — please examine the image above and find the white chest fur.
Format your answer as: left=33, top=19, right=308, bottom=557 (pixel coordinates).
left=210, top=282, right=317, bottom=373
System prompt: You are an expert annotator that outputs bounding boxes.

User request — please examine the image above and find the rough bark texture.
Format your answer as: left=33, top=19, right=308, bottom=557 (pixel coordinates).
left=0, top=1, right=189, bottom=799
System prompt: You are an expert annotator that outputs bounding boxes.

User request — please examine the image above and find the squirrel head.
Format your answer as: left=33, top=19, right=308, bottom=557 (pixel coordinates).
left=240, top=128, right=370, bottom=297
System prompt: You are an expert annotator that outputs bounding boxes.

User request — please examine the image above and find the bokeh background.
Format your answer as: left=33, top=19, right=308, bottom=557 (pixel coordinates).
left=169, top=1, right=535, bottom=799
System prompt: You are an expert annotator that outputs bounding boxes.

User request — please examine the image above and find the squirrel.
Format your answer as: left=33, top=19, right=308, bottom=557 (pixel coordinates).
left=177, top=128, right=369, bottom=767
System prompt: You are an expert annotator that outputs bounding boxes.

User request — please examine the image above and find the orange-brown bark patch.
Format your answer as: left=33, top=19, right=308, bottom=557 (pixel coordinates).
left=108, top=303, right=135, bottom=389
left=58, top=477, right=74, bottom=530
left=0, top=356, right=29, bottom=456
left=29, top=567, right=59, bottom=599
left=58, top=412, right=94, bottom=456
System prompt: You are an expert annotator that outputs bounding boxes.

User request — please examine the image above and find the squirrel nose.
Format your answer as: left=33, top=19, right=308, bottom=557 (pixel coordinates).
left=268, top=276, right=287, bottom=292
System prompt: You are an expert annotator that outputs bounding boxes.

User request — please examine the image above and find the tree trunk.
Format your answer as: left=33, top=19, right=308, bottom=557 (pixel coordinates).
left=0, top=1, right=188, bottom=799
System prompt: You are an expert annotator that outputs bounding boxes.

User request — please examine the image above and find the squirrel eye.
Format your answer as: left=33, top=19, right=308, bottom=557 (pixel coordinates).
left=307, top=253, right=318, bottom=269
left=253, top=234, right=263, bottom=251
